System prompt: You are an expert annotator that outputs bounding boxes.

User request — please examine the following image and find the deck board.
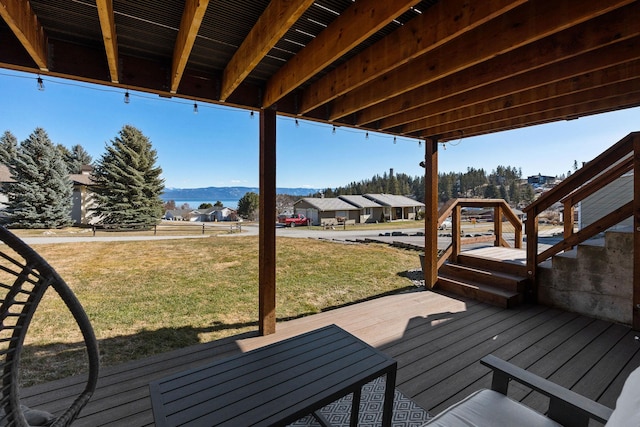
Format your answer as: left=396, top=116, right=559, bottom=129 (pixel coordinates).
left=21, top=289, right=640, bottom=426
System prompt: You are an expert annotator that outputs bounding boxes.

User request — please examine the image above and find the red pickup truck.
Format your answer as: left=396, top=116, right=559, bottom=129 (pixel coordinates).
left=279, top=213, right=310, bottom=227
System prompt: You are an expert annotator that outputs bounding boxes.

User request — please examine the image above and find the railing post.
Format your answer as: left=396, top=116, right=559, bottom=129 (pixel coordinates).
left=452, top=204, right=461, bottom=262
left=563, top=199, right=574, bottom=249
left=525, top=208, right=539, bottom=303
left=494, top=204, right=502, bottom=247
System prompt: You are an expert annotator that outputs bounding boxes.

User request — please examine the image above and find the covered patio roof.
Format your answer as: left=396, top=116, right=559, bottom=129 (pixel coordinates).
left=2, top=0, right=639, bottom=334
left=1, top=0, right=639, bottom=140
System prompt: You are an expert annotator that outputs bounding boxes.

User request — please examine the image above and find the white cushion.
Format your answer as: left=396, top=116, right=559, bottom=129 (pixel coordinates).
left=422, top=389, right=562, bottom=427
left=605, top=365, right=640, bottom=427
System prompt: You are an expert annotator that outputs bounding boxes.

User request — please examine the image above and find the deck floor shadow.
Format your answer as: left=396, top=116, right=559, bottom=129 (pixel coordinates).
left=22, top=289, right=640, bottom=426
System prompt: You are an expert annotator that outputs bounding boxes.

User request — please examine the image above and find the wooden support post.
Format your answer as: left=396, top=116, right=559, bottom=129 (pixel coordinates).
left=525, top=206, right=539, bottom=303
left=259, top=108, right=277, bottom=335
left=423, top=139, right=438, bottom=289
left=494, top=205, right=502, bottom=247
left=452, top=204, right=461, bottom=262
left=633, top=135, right=640, bottom=331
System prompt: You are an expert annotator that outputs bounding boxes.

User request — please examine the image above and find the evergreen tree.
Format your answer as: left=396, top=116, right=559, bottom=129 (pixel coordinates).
left=5, top=128, right=73, bottom=228
left=91, top=125, right=164, bottom=225
left=65, top=144, right=93, bottom=174
left=237, top=191, right=259, bottom=220
left=0, top=131, right=18, bottom=165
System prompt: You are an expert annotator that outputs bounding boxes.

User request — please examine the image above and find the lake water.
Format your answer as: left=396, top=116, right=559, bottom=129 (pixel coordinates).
left=163, top=200, right=239, bottom=209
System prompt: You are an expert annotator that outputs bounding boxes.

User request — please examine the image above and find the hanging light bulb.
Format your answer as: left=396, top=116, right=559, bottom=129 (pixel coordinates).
left=418, top=140, right=423, bottom=148
left=295, top=119, right=299, bottom=128
left=393, top=136, right=397, bottom=144
left=250, top=111, right=255, bottom=119
left=365, top=131, right=369, bottom=140
left=193, top=102, right=198, bottom=114
left=36, top=76, right=44, bottom=91
left=332, top=125, right=336, bottom=135
left=124, top=91, right=130, bottom=104
left=442, top=142, right=446, bottom=150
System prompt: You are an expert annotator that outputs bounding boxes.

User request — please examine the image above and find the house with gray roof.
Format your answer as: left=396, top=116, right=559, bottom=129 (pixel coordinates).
left=293, top=197, right=361, bottom=226
left=363, top=194, right=425, bottom=221
left=337, top=195, right=385, bottom=224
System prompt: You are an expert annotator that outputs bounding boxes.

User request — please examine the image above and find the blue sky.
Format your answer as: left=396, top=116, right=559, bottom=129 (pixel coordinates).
left=1, top=69, right=638, bottom=189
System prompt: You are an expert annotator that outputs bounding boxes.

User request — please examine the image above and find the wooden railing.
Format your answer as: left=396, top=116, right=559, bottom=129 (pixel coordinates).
left=437, top=198, right=523, bottom=269
left=522, top=132, right=639, bottom=329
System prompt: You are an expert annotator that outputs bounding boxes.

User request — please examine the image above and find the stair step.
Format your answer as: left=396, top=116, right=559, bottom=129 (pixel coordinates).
left=457, top=252, right=527, bottom=276
left=437, top=274, right=522, bottom=308
left=440, top=262, right=526, bottom=292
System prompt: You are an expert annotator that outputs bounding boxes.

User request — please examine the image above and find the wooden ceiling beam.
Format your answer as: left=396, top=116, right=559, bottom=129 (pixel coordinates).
left=0, top=0, right=48, bottom=71
left=96, top=0, right=119, bottom=83
left=298, top=0, right=526, bottom=115
left=261, top=0, right=422, bottom=109
left=170, top=0, right=210, bottom=94
left=329, top=0, right=636, bottom=121
left=409, top=75, right=640, bottom=136
left=381, top=39, right=640, bottom=131
left=220, top=0, right=314, bottom=102
left=357, top=4, right=640, bottom=127
left=432, top=91, right=640, bottom=142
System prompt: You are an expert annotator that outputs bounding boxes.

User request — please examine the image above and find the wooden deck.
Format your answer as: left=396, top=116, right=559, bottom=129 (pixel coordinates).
left=23, top=289, right=640, bottom=426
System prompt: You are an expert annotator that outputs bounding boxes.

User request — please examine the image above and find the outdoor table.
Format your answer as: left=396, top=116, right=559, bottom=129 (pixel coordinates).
left=149, top=324, right=397, bottom=426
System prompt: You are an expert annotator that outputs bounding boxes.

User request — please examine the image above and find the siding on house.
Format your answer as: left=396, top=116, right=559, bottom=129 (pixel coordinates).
left=579, top=173, right=633, bottom=230
left=70, top=171, right=97, bottom=225
left=337, top=195, right=385, bottom=223
left=294, top=198, right=360, bottom=225
left=363, top=194, right=425, bottom=220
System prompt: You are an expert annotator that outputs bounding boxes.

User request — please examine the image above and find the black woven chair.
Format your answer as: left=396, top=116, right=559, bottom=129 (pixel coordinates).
left=0, top=226, right=99, bottom=426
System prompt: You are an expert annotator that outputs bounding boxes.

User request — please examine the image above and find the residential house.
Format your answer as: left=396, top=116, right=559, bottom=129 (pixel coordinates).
left=363, top=194, right=425, bottom=221
left=293, top=197, right=361, bottom=226
left=337, top=195, right=385, bottom=224
left=0, top=164, right=14, bottom=209
left=69, top=165, right=97, bottom=225
left=164, top=206, right=238, bottom=222
left=579, top=172, right=633, bottom=231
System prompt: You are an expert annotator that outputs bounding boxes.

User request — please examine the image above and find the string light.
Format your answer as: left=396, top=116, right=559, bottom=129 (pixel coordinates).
left=365, top=131, right=369, bottom=140
left=418, top=140, right=423, bottom=148
left=442, top=142, right=446, bottom=150
left=332, top=125, right=336, bottom=134
left=393, top=136, right=397, bottom=144
left=193, top=102, right=198, bottom=114
left=36, top=75, right=44, bottom=91
left=124, top=91, right=130, bottom=104
left=295, top=119, right=299, bottom=128
left=250, top=111, right=254, bottom=119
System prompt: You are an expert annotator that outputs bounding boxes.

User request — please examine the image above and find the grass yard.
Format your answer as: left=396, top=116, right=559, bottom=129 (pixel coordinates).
left=20, top=235, right=420, bottom=386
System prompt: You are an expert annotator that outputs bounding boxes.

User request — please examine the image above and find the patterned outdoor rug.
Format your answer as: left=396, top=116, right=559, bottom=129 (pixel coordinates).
left=288, top=377, right=432, bottom=427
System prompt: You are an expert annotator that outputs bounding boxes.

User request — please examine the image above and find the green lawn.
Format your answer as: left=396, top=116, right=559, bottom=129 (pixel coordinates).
left=21, top=235, right=421, bottom=386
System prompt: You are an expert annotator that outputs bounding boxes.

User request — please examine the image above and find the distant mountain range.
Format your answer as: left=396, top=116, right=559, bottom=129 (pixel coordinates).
left=161, top=186, right=320, bottom=200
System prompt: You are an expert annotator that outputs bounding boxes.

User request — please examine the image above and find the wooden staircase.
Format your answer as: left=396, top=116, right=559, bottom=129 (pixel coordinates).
left=437, top=247, right=528, bottom=308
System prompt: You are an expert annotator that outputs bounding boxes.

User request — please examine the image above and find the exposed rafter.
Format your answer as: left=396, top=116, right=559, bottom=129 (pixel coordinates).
left=329, top=0, right=636, bottom=121
left=299, top=0, right=527, bottom=115
left=411, top=77, right=640, bottom=137
left=0, top=0, right=48, bottom=71
left=96, top=0, right=118, bottom=83
left=434, top=91, right=640, bottom=141
left=220, top=0, right=314, bottom=102
left=261, top=0, right=422, bottom=109
left=381, top=38, right=640, bottom=132
left=171, top=0, right=210, bottom=94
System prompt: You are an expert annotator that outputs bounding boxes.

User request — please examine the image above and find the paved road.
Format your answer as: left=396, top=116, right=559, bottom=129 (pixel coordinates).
left=18, top=223, right=564, bottom=249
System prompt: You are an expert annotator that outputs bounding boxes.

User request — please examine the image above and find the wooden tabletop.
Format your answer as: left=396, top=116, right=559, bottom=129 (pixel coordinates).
left=149, top=324, right=397, bottom=426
